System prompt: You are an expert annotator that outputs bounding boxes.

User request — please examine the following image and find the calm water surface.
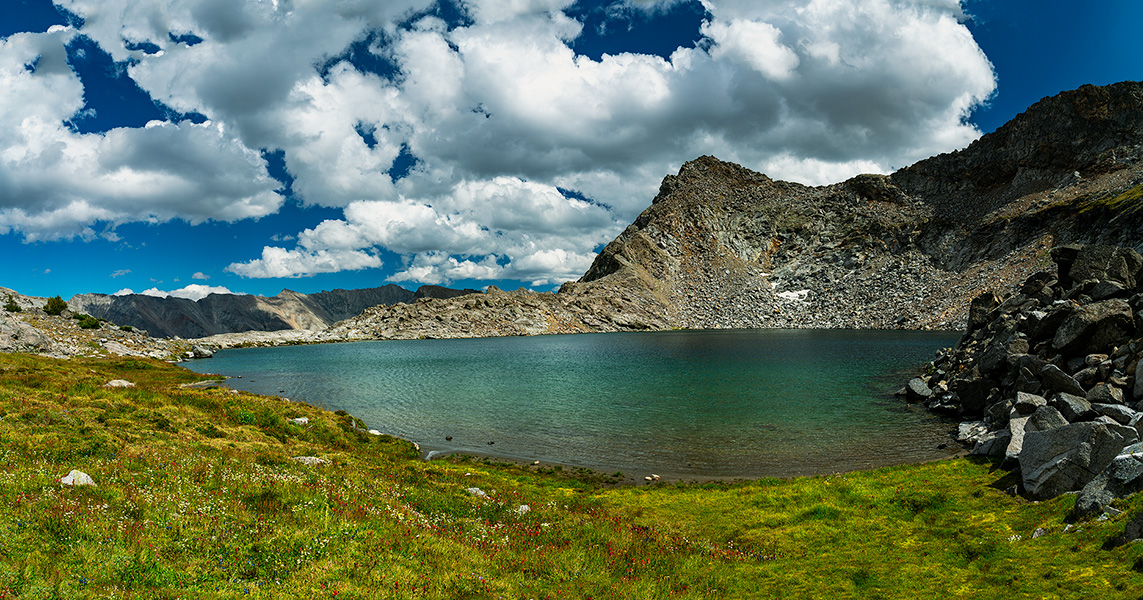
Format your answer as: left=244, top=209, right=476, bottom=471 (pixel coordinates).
left=185, top=329, right=961, bottom=479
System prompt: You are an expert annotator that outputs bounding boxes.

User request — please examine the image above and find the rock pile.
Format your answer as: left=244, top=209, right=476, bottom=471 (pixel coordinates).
left=908, top=244, right=1143, bottom=513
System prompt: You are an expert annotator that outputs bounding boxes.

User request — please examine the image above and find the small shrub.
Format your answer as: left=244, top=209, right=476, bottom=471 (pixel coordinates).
left=44, top=295, right=67, bottom=316
left=77, top=315, right=101, bottom=329
left=119, top=325, right=134, bottom=332
left=3, top=295, right=20, bottom=312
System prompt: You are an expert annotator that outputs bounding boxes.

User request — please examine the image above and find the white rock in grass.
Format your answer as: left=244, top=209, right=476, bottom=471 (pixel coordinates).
left=60, top=470, right=95, bottom=486
left=293, top=456, right=328, bottom=466
left=290, top=417, right=309, bottom=425
left=465, top=487, right=488, bottom=498
left=516, top=504, right=531, bottom=515
left=103, top=379, right=135, bottom=388
left=368, top=429, right=381, bottom=435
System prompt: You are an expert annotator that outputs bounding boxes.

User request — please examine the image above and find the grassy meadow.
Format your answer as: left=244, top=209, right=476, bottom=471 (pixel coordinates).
left=1, top=352, right=1142, bottom=598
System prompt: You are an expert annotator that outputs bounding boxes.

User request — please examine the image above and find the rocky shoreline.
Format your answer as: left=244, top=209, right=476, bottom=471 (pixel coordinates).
left=905, top=244, right=1143, bottom=521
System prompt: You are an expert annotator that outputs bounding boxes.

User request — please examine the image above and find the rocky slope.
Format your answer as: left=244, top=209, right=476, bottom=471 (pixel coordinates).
left=1, top=287, right=197, bottom=360
left=69, top=284, right=477, bottom=339
left=323, top=81, right=1143, bottom=341
left=903, top=244, right=1143, bottom=512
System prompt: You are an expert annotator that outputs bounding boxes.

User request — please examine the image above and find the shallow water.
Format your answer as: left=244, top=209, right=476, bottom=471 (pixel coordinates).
left=185, top=329, right=962, bottom=479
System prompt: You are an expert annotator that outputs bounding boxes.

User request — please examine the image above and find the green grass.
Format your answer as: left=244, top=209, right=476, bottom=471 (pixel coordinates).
left=2, top=353, right=1142, bottom=598
left=1077, top=184, right=1143, bottom=216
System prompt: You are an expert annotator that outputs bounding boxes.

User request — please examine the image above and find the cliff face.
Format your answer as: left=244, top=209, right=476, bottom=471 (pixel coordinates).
left=571, top=81, right=1143, bottom=332
left=69, top=284, right=478, bottom=339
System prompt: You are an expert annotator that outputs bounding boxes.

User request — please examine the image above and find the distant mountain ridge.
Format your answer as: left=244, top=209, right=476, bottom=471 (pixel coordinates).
left=68, top=284, right=478, bottom=338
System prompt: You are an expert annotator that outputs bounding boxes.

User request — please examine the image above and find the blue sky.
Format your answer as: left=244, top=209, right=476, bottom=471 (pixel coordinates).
left=1, top=0, right=1140, bottom=301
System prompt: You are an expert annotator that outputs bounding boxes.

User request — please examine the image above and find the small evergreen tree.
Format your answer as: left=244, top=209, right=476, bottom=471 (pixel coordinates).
left=3, top=295, right=20, bottom=312
left=44, top=295, right=67, bottom=316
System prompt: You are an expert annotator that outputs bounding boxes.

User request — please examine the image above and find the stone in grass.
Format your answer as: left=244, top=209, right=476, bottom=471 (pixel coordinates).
left=466, top=487, right=489, bottom=499
left=60, top=470, right=95, bottom=486
left=103, top=379, right=135, bottom=388
left=293, top=456, right=328, bottom=466
left=290, top=417, right=309, bottom=425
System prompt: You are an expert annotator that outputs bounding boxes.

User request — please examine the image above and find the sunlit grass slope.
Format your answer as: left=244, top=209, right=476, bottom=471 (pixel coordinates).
left=1, top=353, right=1142, bottom=598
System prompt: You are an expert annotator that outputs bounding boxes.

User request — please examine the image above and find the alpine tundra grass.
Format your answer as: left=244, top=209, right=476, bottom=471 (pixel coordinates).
left=1, top=353, right=1142, bottom=598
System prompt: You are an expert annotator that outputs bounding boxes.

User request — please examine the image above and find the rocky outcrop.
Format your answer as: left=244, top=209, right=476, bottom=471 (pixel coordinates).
left=0, top=287, right=195, bottom=360
left=69, top=284, right=477, bottom=339
left=908, top=244, right=1143, bottom=508
left=323, top=283, right=669, bottom=342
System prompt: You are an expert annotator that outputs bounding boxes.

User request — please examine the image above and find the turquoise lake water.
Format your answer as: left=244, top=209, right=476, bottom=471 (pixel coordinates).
left=185, top=329, right=962, bottom=479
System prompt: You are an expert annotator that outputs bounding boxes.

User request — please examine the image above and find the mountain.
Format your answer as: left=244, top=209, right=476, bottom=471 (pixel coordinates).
left=324, top=81, right=1143, bottom=340
left=68, top=284, right=478, bottom=339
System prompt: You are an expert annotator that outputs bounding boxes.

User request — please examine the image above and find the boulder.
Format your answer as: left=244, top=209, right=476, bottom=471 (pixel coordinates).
left=971, top=429, right=1011, bottom=457
left=1074, top=448, right=1143, bottom=518
left=190, top=345, right=214, bottom=359
left=292, top=456, right=328, bottom=466
left=1052, top=299, right=1133, bottom=356
left=955, top=378, right=998, bottom=415
left=1040, top=364, right=1087, bottom=396
left=1092, top=403, right=1138, bottom=425
left=968, top=292, right=1001, bottom=332
left=1026, top=405, right=1069, bottom=432
left=60, top=470, right=95, bottom=486
left=103, top=379, right=135, bottom=388
left=925, top=390, right=961, bottom=416
left=905, top=378, right=933, bottom=402
left=1049, top=392, right=1096, bottom=422
left=957, top=421, right=989, bottom=444
left=1087, top=383, right=1125, bottom=406
left=1013, top=392, right=1047, bottom=415
left=1019, top=421, right=1130, bottom=499
left=1005, top=416, right=1030, bottom=461
left=1107, top=510, right=1143, bottom=547
left=985, top=398, right=1014, bottom=427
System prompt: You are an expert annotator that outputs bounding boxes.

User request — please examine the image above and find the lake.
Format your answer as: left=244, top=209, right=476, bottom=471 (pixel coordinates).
left=184, top=329, right=962, bottom=480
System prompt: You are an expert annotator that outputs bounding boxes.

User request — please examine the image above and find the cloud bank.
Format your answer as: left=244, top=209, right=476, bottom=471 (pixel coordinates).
left=1, top=0, right=995, bottom=286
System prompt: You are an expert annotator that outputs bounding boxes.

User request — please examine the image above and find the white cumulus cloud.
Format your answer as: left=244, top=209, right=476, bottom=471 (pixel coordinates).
left=2, top=0, right=996, bottom=287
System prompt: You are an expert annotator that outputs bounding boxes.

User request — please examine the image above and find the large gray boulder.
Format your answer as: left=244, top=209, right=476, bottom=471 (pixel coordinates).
left=1049, top=392, right=1096, bottom=422
left=1074, top=445, right=1143, bottom=518
left=1040, top=364, right=1087, bottom=397
left=1052, top=299, right=1133, bottom=356
left=1019, top=421, right=1131, bottom=499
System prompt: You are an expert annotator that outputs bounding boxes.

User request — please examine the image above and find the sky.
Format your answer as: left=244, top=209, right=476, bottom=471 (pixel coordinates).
left=1, top=0, right=1141, bottom=301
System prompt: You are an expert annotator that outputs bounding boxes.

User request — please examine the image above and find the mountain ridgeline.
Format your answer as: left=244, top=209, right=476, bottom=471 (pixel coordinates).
left=68, top=284, right=478, bottom=339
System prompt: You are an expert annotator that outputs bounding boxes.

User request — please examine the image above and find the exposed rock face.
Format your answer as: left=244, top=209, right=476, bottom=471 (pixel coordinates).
left=69, top=284, right=477, bottom=339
